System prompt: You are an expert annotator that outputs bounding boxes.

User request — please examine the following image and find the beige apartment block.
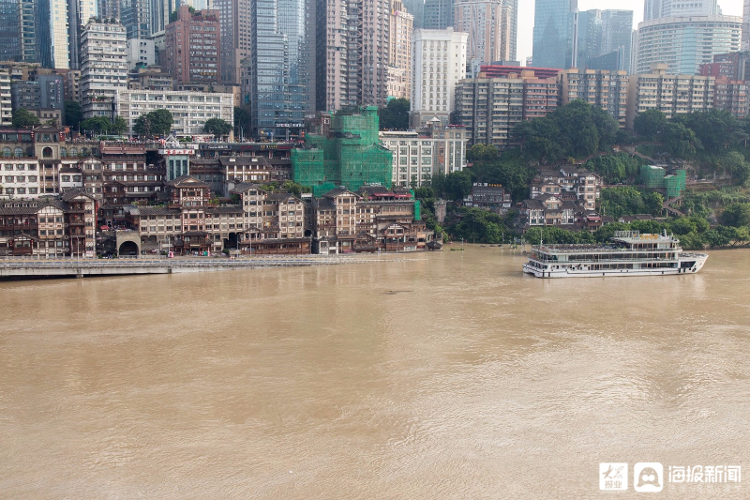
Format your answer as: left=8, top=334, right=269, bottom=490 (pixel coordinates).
left=559, top=69, right=629, bottom=128
left=626, top=64, right=715, bottom=129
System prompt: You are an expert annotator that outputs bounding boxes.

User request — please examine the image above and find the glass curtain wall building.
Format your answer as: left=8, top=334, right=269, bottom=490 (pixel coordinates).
left=0, top=0, right=21, bottom=62
left=249, top=0, right=311, bottom=139
left=532, top=0, right=575, bottom=69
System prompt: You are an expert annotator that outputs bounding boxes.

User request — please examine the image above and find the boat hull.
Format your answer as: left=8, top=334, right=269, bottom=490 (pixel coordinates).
left=523, top=253, right=708, bottom=278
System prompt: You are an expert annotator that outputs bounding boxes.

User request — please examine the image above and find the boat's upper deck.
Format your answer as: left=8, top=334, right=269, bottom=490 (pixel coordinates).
left=533, top=232, right=681, bottom=256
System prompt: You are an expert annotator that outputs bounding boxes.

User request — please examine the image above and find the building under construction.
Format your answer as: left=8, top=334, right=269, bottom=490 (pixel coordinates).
left=292, top=107, right=393, bottom=196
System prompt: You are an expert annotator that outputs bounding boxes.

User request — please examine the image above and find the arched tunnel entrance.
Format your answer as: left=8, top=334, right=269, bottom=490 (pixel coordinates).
left=118, top=240, right=140, bottom=256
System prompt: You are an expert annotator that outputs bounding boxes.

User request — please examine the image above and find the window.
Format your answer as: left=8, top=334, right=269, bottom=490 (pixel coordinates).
left=42, top=147, right=52, bottom=158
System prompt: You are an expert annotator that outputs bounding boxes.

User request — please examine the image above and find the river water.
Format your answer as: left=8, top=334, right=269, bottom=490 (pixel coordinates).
left=1, top=247, right=748, bottom=499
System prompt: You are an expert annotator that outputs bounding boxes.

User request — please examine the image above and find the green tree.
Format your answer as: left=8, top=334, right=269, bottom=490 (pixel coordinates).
left=633, top=109, right=668, bottom=140
left=719, top=151, right=750, bottom=185
left=512, top=100, right=618, bottom=162
left=11, top=108, right=40, bottom=128
left=442, top=170, right=472, bottom=201
left=663, top=122, right=700, bottom=159
left=234, top=106, right=251, bottom=138
left=720, top=203, right=750, bottom=227
left=133, top=109, right=173, bottom=136
left=64, top=101, right=82, bottom=129
left=204, top=118, right=232, bottom=136
left=378, top=98, right=410, bottom=130
left=679, top=109, right=743, bottom=154
left=111, top=116, right=127, bottom=135
left=81, top=116, right=112, bottom=135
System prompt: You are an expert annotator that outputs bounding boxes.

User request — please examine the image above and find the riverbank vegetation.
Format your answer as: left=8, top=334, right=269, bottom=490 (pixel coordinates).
left=411, top=101, right=750, bottom=249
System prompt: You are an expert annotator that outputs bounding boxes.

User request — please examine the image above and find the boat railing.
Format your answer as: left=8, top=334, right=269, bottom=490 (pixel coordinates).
left=537, top=244, right=681, bottom=254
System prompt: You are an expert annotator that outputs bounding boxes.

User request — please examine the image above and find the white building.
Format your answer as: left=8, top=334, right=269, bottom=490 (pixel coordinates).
left=643, top=0, right=718, bottom=21
left=116, top=89, right=234, bottom=136
left=0, top=72, right=11, bottom=126
left=410, top=28, right=468, bottom=128
left=126, top=38, right=156, bottom=70
left=0, top=160, right=41, bottom=198
left=635, top=16, right=742, bottom=75
left=380, top=125, right=468, bottom=187
left=80, top=20, right=128, bottom=119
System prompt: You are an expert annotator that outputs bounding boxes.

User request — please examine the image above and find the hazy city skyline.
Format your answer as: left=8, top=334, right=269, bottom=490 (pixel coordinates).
left=517, top=0, right=744, bottom=65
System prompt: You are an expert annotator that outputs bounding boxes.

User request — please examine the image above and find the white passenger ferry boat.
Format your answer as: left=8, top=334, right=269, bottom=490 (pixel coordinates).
left=523, top=231, right=708, bottom=278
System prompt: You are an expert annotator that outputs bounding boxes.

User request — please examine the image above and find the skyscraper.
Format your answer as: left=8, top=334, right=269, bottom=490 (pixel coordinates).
left=532, top=0, right=576, bottom=69
left=215, top=0, right=252, bottom=84
left=20, top=0, right=37, bottom=63
left=164, top=6, right=222, bottom=87
left=68, top=0, right=99, bottom=69
left=0, top=0, right=21, bottom=62
left=402, top=0, right=423, bottom=29
left=248, top=0, right=313, bottom=137
left=121, top=0, right=152, bottom=39
left=36, top=0, right=71, bottom=69
left=601, top=10, right=633, bottom=72
left=743, top=0, right=750, bottom=51
left=643, top=0, right=717, bottom=21
left=80, top=19, right=127, bottom=118
left=388, top=0, right=414, bottom=99
left=454, top=0, right=512, bottom=66
left=636, top=15, right=741, bottom=75
left=315, top=0, right=358, bottom=112
left=423, top=0, right=453, bottom=30
left=360, top=0, right=392, bottom=107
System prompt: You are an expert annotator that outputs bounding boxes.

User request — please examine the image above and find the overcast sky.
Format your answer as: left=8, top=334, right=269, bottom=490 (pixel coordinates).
left=517, top=0, right=745, bottom=64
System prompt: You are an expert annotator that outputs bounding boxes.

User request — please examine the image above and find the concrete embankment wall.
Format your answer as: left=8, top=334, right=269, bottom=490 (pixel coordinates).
left=0, top=256, right=408, bottom=280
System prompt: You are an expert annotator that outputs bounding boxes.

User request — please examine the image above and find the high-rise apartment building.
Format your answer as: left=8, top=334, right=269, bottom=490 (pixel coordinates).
left=455, top=69, right=558, bottom=148
left=121, top=0, right=152, bottom=39
left=68, top=0, right=99, bottom=69
left=626, top=64, right=715, bottom=128
left=423, top=0, right=453, bottom=29
left=80, top=19, right=128, bottom=118
left=410, top=28, right=468, bottom=128
left=0, top=72, right=12, bottom=126
left=315, top=0, right=358, bottom=111
left=558, top=68, right=628, bottom=128
left=215, top=0, right=251, bottom=84
left=635, top=16, right=742, bottom=75
left=247, top=0, right=313, bottom=138
left=744, top=0, right=750, bottom=51
left=164, top=6, right=222, bottom=87
left=388, top=0, right=414, bottom=99
left=360, top=0, right=392, bottom=108
left=643, top=0, right=717, bottom=21
left=532, top=0, right=575, bottom=70
left=713, top=79, right=748, bottom=119
left=98, top=0, right=120, bottom=19
left=454, top=0, right=512, bottom=66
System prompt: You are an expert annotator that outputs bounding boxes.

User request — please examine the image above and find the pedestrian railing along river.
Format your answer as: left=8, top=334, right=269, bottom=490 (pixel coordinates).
left=0, top=254, right=426, bottom=279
